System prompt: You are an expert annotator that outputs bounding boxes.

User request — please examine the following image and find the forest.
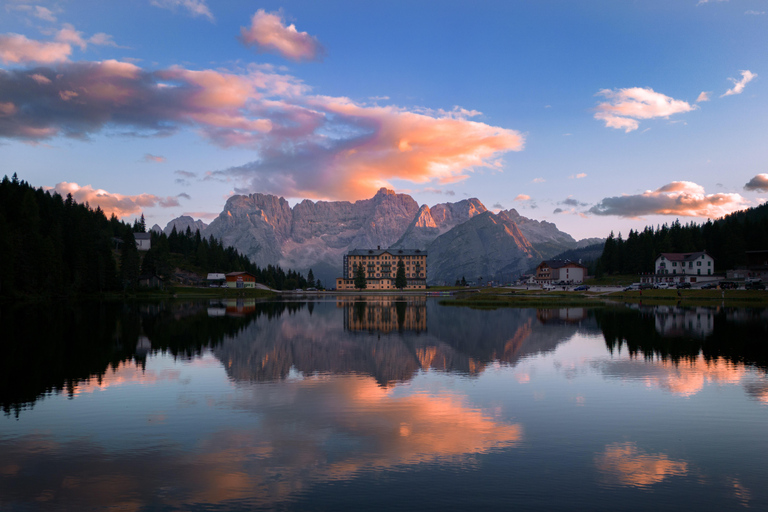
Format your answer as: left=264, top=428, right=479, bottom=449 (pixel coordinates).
left=596, top=202, right=768, bottom=276
left=0, top=174, right=312, bottom=297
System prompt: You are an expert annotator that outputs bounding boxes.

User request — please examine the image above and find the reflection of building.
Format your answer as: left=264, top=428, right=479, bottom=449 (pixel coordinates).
left=654, top=306, right=714, bottom=338
left=342, top=297, right=427, bottom=333
left=534, top=260, right=586, bottom=284
left=225, top=298, right=257, bottom=316
left=336, top=247, right=427, bottom=290
left=536, top=308, right=588, bottom=324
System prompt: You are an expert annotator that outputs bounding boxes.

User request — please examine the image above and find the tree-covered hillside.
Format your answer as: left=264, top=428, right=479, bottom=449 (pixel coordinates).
left=597, top=202, right=768, bottom=276
left=0, top=175, right=311, bottom=297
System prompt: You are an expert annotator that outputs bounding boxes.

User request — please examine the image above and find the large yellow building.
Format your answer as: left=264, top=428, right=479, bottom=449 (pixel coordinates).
left=336, top=247, right=427, bottom=290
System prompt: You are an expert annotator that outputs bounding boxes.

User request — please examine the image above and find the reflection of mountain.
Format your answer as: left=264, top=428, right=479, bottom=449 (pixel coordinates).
left=342, top=297, right=427, bottom=334
left=213, top=300, right=600, bottom=386
left=596, top=306, right=768, bottom=370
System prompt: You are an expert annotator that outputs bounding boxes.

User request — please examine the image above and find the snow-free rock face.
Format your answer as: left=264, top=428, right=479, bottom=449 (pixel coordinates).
left=166, top=189, right=590, bottom=286
left=163, top=216, right=208, bottom=236
left=427, top=210, right=540, bottom=284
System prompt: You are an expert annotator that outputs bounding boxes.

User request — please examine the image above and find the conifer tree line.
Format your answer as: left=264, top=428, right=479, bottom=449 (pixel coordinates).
left=0, top=175, right=313, bottom=297
left=596, top=203, right=768, bottom=276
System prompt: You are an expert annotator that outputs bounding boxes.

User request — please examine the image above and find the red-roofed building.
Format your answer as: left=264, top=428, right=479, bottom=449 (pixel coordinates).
left=226, top=271, right=257, bottom=288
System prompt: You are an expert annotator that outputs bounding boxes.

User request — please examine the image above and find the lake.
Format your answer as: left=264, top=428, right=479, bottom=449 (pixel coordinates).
left=2, top=298, right=767, bottom=511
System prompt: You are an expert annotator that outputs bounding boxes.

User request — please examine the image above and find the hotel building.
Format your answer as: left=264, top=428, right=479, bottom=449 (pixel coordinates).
left=336, top=247, right=427, bottom=290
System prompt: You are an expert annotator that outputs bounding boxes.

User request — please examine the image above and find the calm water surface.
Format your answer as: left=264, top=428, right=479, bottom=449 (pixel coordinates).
left=2, top=298, right=768, bottom=511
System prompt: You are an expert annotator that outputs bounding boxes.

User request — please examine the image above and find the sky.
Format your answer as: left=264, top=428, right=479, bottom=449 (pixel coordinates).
left=1, top=0, right=767, bottom=239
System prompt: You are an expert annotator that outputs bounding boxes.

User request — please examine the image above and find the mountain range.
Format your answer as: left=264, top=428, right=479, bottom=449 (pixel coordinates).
left=159, top=188, right=602, bottom=286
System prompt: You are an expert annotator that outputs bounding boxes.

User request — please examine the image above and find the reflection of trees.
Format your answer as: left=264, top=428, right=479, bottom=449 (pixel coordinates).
left=1, top=301, right=297, bottom=416
left=595, top=306, right=768, bottom=371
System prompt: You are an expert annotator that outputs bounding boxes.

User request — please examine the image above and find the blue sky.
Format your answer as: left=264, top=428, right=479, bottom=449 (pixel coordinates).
left=1, top=0, right=766, bottom=239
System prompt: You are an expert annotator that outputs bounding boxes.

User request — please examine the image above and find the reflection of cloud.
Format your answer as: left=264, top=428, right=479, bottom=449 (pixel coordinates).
left=590, top=181, right=746, bottom=218
left=598, top=356, right=751, bottom=397
left=70, top=361, right=181, bottom=396
left=595, top=442, right=687, bottom=488
left=0, top=374, right=522, bottom=509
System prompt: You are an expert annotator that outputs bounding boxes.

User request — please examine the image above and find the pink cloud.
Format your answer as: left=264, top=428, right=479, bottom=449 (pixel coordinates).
left=240, top=10, right=324, bottom=62
left=594, top=87, right=696, bottom=132
left=0, top=33, right=71, bottom=63
left=1, top=57, right=523, bottom=201
left=696, top=91, right=710, bottom=102
left=144, top=153, right=166, bottom=163
left=722, top=70, right=756, bottom=97
left=514, top=194, right=531, bottom=201
left=590, top=181, right=747, bottom=217
left=49, top=182, right=184, bottom=218
left=569, top=173, right=587, bottom=179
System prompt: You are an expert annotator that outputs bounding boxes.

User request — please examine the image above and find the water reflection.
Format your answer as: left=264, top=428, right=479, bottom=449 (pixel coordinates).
left=595, top=442, right=688, bottom=488
left=343, top=297, right=427, bottom=334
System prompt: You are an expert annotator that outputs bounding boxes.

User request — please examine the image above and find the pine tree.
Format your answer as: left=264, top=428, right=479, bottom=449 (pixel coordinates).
left=395, top=259, right=407, bottom=289
left=354, top=263, right=367, bottom=290
left=307, top=268, right=315, bottom=288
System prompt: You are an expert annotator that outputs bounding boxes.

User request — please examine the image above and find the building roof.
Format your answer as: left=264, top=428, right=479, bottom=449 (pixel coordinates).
left=657, top=251, right=711, bottom=262
left=538, top=259, right=586, bottom=269
left=347, top=248, right=426, bottom=256
left=134, top=233, right=151, bottom=240
left=226, top=271, right=256, bottom=277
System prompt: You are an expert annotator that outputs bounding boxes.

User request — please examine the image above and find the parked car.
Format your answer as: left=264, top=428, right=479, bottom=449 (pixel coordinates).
left=624, top=283, right=641, bottom=291
left=701, top=283, right=718, bottom=289
left=639, top=283, right=656, bottom=290
left=676, top=282, right=691, bottom=289
left=745, top=281, right=766, bottom=290
left=719, top=281, right=738, bottom=290
left=656, top=283, right=671, bottom=289
left=573, top=285, right=590, bottom=291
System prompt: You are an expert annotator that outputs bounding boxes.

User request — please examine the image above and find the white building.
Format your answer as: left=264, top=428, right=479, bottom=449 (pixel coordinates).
left=134, top=232, right=151, bottom=251
left=655, top=252, right=714, bottom=278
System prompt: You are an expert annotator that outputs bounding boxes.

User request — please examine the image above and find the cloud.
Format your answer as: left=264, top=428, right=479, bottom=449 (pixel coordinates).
left=721, top=70, right=756, bottom=97
left=48, top=182, right=186, bottom=218
left=532, top=178, right=545, bottom=183
left=696, top=91, right=710, bottom=102
left=559, top=197, right=586, bottom=207
left=182, top=211, right=220, bottom=219
left=594, top=87, right=696, bottom=132
left=514, top=194, right=530, bottom=201
left=219, top=95, right=524, bottom=199
left=175, top=170, right=196, bottom=178
left=0, top=56, right=523, bottom=200
left=569, top=173, right=587, bottom=179
left=176, top=192, right=191, bottom=200
left=553, top=208, right=564, bottom=214
left=744, top=174, right=768, bottom=192
left=0, top=33, right=71, bottom=64
left=33, top=6, right=58, bottom=22
left=745, top=10, right=766, bottom=15
left=240, top=10, right=324, bottom=62
left=150, top=0, right=213, bottom=21
left=143, top=153, right=165, bottom=163
left=589, top=181, right=747, bottom=218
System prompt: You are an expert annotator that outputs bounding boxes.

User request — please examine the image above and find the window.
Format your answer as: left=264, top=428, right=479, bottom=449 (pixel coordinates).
left=697, top=261, right=701, bottom=266
left=673, top=262, right=677, bottom=267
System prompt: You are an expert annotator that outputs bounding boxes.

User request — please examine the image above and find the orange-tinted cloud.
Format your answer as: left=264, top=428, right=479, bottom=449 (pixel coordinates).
left=744, top=174, right=768, bottom=192
left=696, top=91, right=710, bottom=102
left=49, top=181, right=185, bottom=218
left=240, top=10, right=324, bottom=62
left=0, top=33, right=71, bottom=63
left=590, top=181, right=747, bottom=217
left=514, top=194, right=531, bottom=201
left=1, top=51, right=522, bottom=200
left=143, top=153, right=166, bottom=163
left=594, top=87, right=696, bottom=132
left=721, top=70, right=756, bottom=97
left=595, top=442, right=688, bottom=488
